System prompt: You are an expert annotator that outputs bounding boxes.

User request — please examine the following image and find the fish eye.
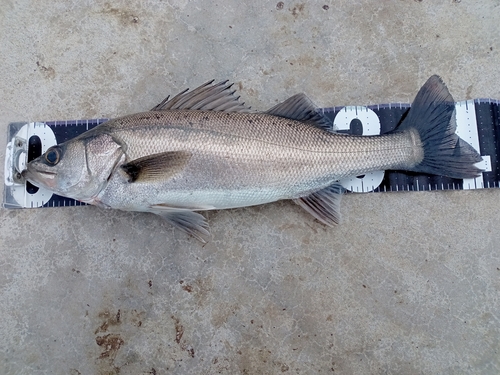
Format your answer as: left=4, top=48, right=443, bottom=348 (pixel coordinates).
left=44, top=146, right=61, bottom=165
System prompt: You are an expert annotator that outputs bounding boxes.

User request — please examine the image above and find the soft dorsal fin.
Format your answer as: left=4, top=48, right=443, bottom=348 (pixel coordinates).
left=293, top=183, right=344, bottom=226
left=121, top=151, right=191, bottom=183
left=266, top=93, right=333, bottom=131
left=151, top=80, right=252, bottom=113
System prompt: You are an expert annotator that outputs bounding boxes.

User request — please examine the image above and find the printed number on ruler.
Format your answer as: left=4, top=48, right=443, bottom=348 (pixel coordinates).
left=10, top=123, right=57, bottom=207
left=333, top=106, right=385, bottom=192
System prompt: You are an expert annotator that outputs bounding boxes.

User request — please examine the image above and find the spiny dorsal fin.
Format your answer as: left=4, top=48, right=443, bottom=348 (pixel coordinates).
left=121, top=151, right=191, bottom=183
left=293, top=183, right=344, bottom=226
left=151, top=80, right=252, bottom=113
left=266, top=93, right=333, bottom=131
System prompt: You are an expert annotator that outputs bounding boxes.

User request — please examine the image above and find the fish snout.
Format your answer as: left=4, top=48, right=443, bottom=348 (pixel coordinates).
left=21, top=163, right=57, bottom=189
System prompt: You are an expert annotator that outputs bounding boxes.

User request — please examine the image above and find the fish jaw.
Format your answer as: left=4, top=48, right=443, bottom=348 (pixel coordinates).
left=22, top=162, right=58, bottom=190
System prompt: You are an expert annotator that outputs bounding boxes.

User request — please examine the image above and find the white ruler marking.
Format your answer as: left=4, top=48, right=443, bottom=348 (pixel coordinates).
left=454, top=100, right=491, bottom=190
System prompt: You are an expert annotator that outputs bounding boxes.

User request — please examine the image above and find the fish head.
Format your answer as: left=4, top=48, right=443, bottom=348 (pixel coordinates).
left=23, top=133, right=124, bottom=202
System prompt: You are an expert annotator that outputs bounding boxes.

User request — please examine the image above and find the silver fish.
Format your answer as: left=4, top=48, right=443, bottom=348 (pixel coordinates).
left=23, top=76, right=482, bottom=241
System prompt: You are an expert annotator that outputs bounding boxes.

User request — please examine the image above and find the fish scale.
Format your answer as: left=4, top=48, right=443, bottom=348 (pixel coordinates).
left=97, top=110, right=419, bottom=188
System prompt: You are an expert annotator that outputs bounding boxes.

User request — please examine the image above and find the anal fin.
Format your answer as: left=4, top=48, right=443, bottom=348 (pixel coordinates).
left=293, top=183, right=344, bottom=226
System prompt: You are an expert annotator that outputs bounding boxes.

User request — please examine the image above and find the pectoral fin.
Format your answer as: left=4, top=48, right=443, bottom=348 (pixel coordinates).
left=293, top=183, right=344, bottom=226
left=121, top=151, right=191, bottom=183
left=153, top=209, right=210, bottom=243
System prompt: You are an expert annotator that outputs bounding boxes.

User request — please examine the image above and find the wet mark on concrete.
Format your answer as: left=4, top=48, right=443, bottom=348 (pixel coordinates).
left=179, top=277, right=213, bottom=307
left=36, top=61, right=56, bottom=79
left=291, top=4, right=305, bottom=18
left=129, top=309, right=146, bottom=327
left=211, top=303, right=240, bottom=328
left=172, top=316, right=184, bottom=344
left=94, top=309, right=125, bottom=373
left=95, top=309, right=121, bottom=334
left=237, top=347, right=287, bottom=373
left=93, top=308, right=146, bottom=373
left=171, top=316, right=195, bottom=358
left=96, top=334, right=124, bottom=359
left=180, top=280, right=193, bottom=292
left=98, top=4, right=140, bottom=26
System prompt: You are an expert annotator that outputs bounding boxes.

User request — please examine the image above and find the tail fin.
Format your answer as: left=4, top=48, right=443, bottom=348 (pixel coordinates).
left=397, top=75, right=482, bottom=179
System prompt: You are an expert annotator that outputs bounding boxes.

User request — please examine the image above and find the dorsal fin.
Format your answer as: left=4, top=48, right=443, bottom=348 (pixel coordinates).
left=151, top=80, right=252, bottom=113
left=266, top=93, right=333, bottom=131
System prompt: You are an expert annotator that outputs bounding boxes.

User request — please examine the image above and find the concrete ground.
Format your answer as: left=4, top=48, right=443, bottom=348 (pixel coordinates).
left=1, top=1, right=499, bottom=374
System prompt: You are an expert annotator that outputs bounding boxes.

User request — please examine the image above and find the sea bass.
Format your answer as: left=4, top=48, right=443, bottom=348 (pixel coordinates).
left=23, top=76, right=482, bottom=241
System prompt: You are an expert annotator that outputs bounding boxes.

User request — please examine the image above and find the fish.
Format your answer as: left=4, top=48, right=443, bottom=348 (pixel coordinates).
left=23, top=75, right=482, bottom=242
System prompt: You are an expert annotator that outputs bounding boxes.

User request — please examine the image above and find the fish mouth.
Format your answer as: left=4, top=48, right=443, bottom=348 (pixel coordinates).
left=22, top=168, right=57, bottom=178
left=21, top=168, right=57, bottom=189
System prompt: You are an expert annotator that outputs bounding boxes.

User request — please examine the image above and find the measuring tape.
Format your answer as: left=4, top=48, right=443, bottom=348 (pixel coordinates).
left=4, top=99, right=499, bottom=209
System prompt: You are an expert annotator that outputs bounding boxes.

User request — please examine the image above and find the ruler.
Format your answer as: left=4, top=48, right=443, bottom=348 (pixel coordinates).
left=4, top=99, right=499, bottom=209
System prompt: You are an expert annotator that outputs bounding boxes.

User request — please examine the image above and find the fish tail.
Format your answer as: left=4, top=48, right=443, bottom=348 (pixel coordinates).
left=396, top=75, right=482, bottom=179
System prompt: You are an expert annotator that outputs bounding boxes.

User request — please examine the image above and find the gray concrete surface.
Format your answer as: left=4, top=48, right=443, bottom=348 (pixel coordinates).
left=1, top=1, right=499, bottom=374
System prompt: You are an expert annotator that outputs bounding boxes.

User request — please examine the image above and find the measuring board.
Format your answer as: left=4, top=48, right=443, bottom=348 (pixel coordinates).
left=4, top=99, right=499, bottom=209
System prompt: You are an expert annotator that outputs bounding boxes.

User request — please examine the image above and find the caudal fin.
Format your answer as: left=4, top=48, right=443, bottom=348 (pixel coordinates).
left=397, top=75, right=482, bottom=179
